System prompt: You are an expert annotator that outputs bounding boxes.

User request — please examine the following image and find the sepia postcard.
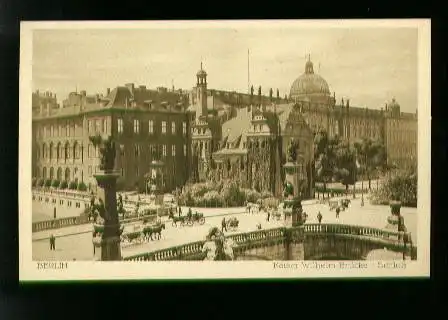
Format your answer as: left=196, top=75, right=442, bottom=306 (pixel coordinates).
left=19, top=19, right=431, bottom=281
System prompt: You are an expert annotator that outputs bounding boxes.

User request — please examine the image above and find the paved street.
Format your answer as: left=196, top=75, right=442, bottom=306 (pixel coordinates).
left=32, top=197, right=417, bottom=261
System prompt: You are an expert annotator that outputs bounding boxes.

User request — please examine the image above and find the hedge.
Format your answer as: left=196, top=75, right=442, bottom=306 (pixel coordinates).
left=51, top=179, right=60, bottom=188
left=77, top=181, right=87, bottom=191
left=59, top=180, right=68, bottom=189
left=68, top=181, right=77, bottom=190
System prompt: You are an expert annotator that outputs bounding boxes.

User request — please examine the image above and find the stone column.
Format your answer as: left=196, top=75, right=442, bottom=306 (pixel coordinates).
left=282, top=162, right=303, bottom=228
left=92, top=172, right=122, bottom=261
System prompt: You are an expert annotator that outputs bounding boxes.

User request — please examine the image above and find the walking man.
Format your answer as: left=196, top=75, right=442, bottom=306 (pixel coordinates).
left=317, top=211, right=323, bottom=224
left=53, top=207, right=57, bottom=219
left=336, top=207, right=340, bottom=219
left=178, top=206, right=182, bottom=217
left=221, top=218, right=227, bottom=232
left=49, top=234, right=56, bottom=251
left=267, top=209, right=270, bottom=222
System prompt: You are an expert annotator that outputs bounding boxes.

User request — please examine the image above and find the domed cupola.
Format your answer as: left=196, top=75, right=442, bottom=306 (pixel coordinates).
left=290, top=57, right=331, bottom=100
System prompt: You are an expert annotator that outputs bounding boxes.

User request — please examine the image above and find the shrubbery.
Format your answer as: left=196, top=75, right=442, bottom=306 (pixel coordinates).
left=370, top=169, right=417, bottom=207
left=51, top=179, right=60, bottom=188
left=68, top=181, right=77, bottom=190
left=44, top=179, right=52, bottom=187
left=178, top=180, right=268, bottom=207
left=77, top=181, right=87, bottom=191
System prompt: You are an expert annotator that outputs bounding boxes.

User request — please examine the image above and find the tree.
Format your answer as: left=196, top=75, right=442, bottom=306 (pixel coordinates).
left=313, top=129, right=340, bottom=193
left=353, top=138, right=387, bottom=190
left=334, top=142, right=357, bottom=192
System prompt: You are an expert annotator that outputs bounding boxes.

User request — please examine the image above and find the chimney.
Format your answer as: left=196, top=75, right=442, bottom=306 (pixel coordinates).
left=106, top=88, right=110, bottom=95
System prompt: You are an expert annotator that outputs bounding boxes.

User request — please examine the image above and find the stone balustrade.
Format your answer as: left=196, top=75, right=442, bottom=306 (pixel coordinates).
left=32, top=189, right=167, bottom=212
left=124, top=223, right=416, bottom=261
left=303, top=223, right=411, bottom=242
left=32, top=215, right=90, bottom=232
left=124, top=241, right=206, bottom=261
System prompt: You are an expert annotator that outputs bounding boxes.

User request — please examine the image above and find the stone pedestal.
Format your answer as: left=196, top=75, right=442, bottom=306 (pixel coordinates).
left=282, top=161, right=304, bottom=227
left=92, top=172, right=122, bottom=261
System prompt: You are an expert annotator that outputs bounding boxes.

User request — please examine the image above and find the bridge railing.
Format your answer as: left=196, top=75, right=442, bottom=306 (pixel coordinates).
left=124, top=241, right=206, bottom=261
left=32, top=215, right=90, bottom=232
left=303, top=223, right=412, bottom=242
left=124, top=223, right=416, bottom=261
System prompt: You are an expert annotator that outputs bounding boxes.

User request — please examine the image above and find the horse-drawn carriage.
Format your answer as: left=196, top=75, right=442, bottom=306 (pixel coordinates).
left=329, top=199, right=351, bottom=211
left=168, top=211, right=205, bottom=227
left=226, top=217, right=239, bottom=231
left=120, top=221, right=166, bottom=244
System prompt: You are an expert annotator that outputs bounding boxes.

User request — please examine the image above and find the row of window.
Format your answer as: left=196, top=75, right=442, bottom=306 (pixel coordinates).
left=37, top=118, right=107, bottom=139
left=118, top=119, right=187, bottom=135
left=122, top=144, right=187, bottom=158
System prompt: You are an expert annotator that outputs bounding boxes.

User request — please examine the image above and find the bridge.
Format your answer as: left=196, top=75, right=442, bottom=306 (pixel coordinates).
left=123, top=223, right=417, bottom=261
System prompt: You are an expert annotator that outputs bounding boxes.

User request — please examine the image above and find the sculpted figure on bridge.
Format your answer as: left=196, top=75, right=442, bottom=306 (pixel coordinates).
left=89, top=134, right=116, bottom=172
left=203, top=227, right=235, bottom=261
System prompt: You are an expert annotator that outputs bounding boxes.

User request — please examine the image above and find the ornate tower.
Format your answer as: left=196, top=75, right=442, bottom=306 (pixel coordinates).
left=196, top=62, right=208, bottom=118
left=191, top=63, right=213, bottom=182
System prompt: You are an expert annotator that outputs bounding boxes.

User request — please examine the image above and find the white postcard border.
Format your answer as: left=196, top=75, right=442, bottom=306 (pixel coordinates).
left=19, top=19, right=431, bottom=281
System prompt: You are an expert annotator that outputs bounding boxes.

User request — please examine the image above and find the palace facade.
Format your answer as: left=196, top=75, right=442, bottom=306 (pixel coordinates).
left=32, top=84, right=191, bottom=192
left=32, top=57, right=417, bottom=195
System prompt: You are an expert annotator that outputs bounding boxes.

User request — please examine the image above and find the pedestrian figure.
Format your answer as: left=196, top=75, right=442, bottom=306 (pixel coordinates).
left=317, top=211, right=323, bottom=224
left=336, top=207, right=340, bottom=219
left=267, top=210, right=271, bottom=222
left=257, top=223, right=262, bottom=230
left=53, top=207, right=57, bottom=219
left=49, top=234, right=56, bottom=251
left=361, top=196, right=364, bottom=207
left=221, top=217, right=227, bottom=232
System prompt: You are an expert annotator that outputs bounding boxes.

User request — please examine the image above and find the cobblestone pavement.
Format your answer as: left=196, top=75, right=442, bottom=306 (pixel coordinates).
left=32, top=197, right=417, bottom=261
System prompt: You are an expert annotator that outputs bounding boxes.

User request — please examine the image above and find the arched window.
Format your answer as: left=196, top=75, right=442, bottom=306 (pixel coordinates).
left=57, top=142, right=62, bottom=160
left=74, top=142, right=80, bottom=159
left=65, top=142, right=70, bottom=160
left=49, top=142, right=53, bottom=160
left=65, top=168, right=70, bottom=181
left=42, top=167, right=47, bottom=179
left=42, top=143, right=46, bottom=159
left=57, top=167, right=62, bottom=180
left=49, top=167, right=54, bottom=180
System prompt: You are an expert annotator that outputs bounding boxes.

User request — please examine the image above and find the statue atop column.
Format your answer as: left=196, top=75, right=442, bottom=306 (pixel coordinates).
left=89, top=134, right=116, bottom=172
left=287, top=139, right=298, bottom=163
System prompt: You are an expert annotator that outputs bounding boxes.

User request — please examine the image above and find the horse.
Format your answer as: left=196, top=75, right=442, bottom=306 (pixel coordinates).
left=168, top=211, right=186, bottom=227
left=122, top=230, right=143, bottom=244
left=142, top=223, right=166, bottom=241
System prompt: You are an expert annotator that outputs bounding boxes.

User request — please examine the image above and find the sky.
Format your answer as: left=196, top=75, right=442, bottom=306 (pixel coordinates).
left=32, top=26, right=418, bottom=112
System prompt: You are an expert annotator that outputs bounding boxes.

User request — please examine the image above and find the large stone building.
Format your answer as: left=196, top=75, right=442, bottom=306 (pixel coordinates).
left=287, top=58, right=417, bottom=169
left=187, top=64, right=314, bottom=199
left=186, top=58, right=417, bottom=198
left=32, top=57, right=417, bottom=195
left=32, top=84, right=191, bottom=192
